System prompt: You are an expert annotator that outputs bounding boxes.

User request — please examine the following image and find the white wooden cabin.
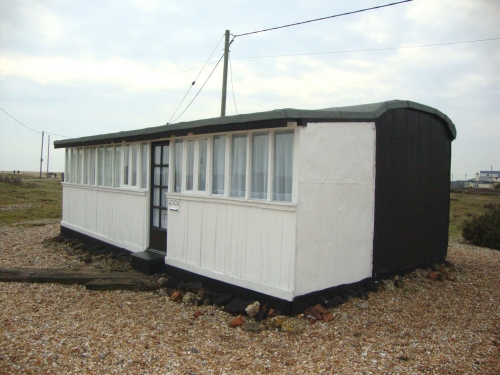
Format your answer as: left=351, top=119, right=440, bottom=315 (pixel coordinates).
left=54, top=100, right=456, bottom=305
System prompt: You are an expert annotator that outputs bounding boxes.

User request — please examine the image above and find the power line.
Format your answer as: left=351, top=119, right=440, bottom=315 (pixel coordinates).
left=231, top=37, right=500, bottom=60
left=170, top=53, right=225, bottom=124
left=229, top=57, right=238, bottom=115
left=234, top=0, right=413, bottom=38
left=1, top=107, right=41, bottom=134
left=168, top=34, right=225, bottom=124
left=0, top=107, right=70, bottom=138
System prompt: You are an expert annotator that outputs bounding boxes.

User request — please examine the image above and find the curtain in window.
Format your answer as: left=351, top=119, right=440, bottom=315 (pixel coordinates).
left=83, top=148, right=90, bottom=185
left=212, top=135, right=225, bottom=194
left=251, top=133, right=269, bottom=199
left=198, top=138, right=207, bottom=191
left=97, top=147, right=104, bottom=185
left=231, top=134, right=247, bottom=197
left=113, top=146, right=121, bottom=187
left=131, top=144, right=138, bottom=186
left=70, top=149, right=77, bottom=183
left=141, top=143, right=148, bottom=189
left=123, top=145, right=129, bottom=185
left=186, top=140, right=194, bottom=190
left=273, top=131, right=294, bottom=202
left=174, top=140, right=183, bottom=192
left=89, top=148, right=96, bottom=185
left=77, top=149, right=84, bottom=184
left=104, top=146, right=113, bottom=186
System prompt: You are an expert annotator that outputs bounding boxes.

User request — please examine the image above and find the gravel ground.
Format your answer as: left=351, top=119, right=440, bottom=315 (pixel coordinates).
left=0, top=221, right=499, bottom=374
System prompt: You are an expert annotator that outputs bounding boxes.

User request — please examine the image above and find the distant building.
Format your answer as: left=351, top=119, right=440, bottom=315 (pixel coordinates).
left=471, top=171, right=500, bottom=188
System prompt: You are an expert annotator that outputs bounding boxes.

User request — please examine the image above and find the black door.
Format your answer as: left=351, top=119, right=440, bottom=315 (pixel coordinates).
left=149, top=142, right=169, bottom=252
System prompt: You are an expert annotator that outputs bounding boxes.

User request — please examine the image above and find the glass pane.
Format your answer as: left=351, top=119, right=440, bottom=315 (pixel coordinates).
left=161, top=167, right=169, bottom=187
left=186, top=140, right=194, bottom=190
left=273, top=131, right=294, bottom=202
left=97, top=147, right=104, bottom=185
left=251, top=133, right=269, bottom=199
left=123, top=145, right=129, bottom=185
left=71, top=149, right=77, bottom=183
left=153, top=208, right=160, bottom=228
left=113, top=146, right=121, bottom=187
left=161, top=209, right=168, bottom=229
left=65, top=148, right=70, bottom=182
left=153, top=188, right=160, bottom=206
left=212, top=135, right=225, bottom=194
left=162, top=145, right=169, bottom=165
left=198, top=138, right=207, bottom=191
left=77, top=149, right=84, bottom=184
left=89, top=148, right=96, bottom=185
left=141, top=143, right=148, bottom=189
left=83, top=148, right=90, bottom=185
left=161, top=188, right=167, bottom=208
left=131, top=144, right=138, bottom=186
left=174, top=140, right=183, bottom=192
left=154, top=145, right=161, bottom=164
left=154, top=167, right=161, bottom=186
left=104, top=146, right=113, bottom=186
left=231, top=134, right=247, bottom=197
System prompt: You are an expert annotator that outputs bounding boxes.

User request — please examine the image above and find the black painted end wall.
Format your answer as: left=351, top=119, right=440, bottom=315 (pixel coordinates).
left=372, top=109, right=452, bottom=275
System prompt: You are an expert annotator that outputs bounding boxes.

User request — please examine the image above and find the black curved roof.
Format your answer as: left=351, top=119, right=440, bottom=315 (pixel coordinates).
left=54, top=99, right=456, bottom=149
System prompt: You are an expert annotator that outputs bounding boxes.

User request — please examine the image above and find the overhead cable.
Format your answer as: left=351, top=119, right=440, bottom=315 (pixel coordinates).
left=234, top=0, right=413, bottom=38
left=167, top=34, right=226, bottom=124
left=0, top=107, right=70, bottom=138
left=231, top=37, right=500, bottom=60
left=170, top=53, right=226, bottom=124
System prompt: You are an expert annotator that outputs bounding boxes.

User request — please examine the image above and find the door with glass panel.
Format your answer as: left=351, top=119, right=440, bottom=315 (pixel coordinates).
left=149, top=142, right=169, bottom=253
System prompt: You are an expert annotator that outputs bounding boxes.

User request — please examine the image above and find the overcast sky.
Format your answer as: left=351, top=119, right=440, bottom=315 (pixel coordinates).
left=1, top=0, right=499, bottom=179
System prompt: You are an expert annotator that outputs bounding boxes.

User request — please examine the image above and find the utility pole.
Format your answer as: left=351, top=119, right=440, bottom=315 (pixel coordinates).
left=46, top=134, right=50, bottom=176
left=220, top=29, right=230, bottom=117
left=39, top=131, right=44, bottom=178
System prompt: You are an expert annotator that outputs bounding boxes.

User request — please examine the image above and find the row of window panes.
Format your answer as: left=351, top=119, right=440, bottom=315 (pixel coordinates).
left=65, top=143, right=148, bottom=189
left=173, top=130, right=294, bottom=202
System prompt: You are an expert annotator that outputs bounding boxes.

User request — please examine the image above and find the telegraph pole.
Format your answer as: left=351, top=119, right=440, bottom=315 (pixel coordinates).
left=46, top=134, right=50, bottom=176
left=39, top=131, right=44, bottom=178
left=220, top=30, right=230, bottom=117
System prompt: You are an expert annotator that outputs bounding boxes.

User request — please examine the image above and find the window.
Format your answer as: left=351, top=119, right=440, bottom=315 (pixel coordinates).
left=231, top=134, right=247, bottom=197
left=273, top=131, right=294, bottom=202
left=212, top=135, right=225, bottom=195
left=89, top=148, right=96, bottom=185
left=70, top=148, right=77, bottom=183
left=113, top=146, right=121, bottom=187
left=77, top=149, right=84, bottom=184
left=97, top=147, right=104, bottom=185
left=65, top=149, right=71, bottom=182
left=251, top=133, right=269, bottom=199
left=131, top=144, right=138, bottom=186
left=174, top=140, right=183, bottom=192
left=83, top=148, right=90, bottom=185
left=123, top=145, right=129, bottom=185
left=186, top=140, right=194, bottom=190
left=198, top=138, right=207, bottom=191
left=141, top=143, right=148, bottom=189
left=104, top=146, right=113, bottom=186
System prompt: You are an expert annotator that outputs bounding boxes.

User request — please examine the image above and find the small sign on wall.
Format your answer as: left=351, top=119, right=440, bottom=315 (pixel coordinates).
left=168, top=198, right=180, bottom=211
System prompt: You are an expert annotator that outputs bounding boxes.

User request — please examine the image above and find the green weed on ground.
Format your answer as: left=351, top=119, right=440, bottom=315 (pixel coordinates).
left=0, top=176, right=62, bottom=225
left=449, top=189, right=500, bottom=240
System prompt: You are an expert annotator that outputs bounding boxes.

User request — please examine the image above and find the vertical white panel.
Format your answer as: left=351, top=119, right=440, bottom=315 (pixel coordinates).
left=165, top=197, right=297, bottom=297
left=61, top=185, right=148, bottom=252
left=295, top=122, right=376, bottom=296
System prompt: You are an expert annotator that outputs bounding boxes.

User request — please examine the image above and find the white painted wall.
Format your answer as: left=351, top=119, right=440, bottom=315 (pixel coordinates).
left=165, top=195, right=297, bottom=300
left=294, top=122, right=376, bottom=296
left=61, top=184, right=149, bottom=252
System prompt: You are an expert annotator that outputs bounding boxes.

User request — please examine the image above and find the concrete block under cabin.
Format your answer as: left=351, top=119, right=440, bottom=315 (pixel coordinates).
left=54, top=100, right=456, bottom=310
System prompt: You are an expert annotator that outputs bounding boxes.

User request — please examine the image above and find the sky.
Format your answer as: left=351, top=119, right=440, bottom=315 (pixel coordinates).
left=0, top=0, right=499, bottom=180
